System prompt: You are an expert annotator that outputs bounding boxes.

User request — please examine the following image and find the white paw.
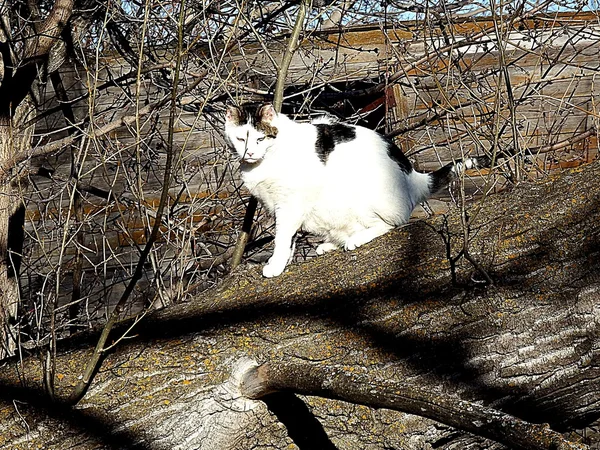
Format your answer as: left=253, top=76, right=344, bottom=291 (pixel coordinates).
left=316, top=242, right=338, bottom=255
left=262, top=259, right=286, bottom=278
left=344, top=238, right=362, bottom=251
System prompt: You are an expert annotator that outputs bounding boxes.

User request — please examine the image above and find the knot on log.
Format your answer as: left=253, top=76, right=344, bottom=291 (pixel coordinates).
left=214, top=357, right=262, bottom=412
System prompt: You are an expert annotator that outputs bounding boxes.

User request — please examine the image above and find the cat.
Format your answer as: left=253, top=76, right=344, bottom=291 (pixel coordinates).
left=225, top=103, right=490, bottom=278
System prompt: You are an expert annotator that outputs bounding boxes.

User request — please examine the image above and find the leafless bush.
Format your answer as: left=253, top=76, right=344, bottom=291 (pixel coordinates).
left=0, top=1, right=596, bottom=371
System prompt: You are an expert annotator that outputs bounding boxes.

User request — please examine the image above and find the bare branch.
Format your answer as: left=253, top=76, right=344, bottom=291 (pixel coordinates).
left=240, top=361, right=586, bottom=450
left=26, top=0, right=75, bottom=59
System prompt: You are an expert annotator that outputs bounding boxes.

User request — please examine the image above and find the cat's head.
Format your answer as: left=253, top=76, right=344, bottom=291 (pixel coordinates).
left=225, top=103, right=279, bottom=164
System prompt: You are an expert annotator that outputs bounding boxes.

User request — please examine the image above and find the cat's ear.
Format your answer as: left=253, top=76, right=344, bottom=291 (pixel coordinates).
left=225, top=105, right=241, bottom=124
left=259, top=103, right=277, bottom=124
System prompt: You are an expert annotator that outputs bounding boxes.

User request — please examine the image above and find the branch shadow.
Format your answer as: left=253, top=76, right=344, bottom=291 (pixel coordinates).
left=141, top=194, right=599, bottom=432
left=0, top=383, right=150, bottom=449
left=263, top=392, right=339, bottom=450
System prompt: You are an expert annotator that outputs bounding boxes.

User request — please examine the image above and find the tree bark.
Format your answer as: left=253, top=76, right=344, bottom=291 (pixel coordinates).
left=239, top=361, right=584, bottom=450
left=0, top=120, right=26, bottom=359
left=1, top=160, right=599, bottom=449
left=0, top=99, right=35, bottom=359
left=0, top=0, right=75, bottom=359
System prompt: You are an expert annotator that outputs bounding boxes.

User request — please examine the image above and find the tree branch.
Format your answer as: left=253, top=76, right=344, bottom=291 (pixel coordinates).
left=27, top=0, right=75, bottom=59
left=0, top=0, right=75, bottom=116
left=323, top=0, right=556, bottom=100
left=240, top=361, right=586, bottom=450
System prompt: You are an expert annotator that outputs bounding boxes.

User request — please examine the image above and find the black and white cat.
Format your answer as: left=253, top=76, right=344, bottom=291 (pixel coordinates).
left=225, top=103, right=490, bottom=278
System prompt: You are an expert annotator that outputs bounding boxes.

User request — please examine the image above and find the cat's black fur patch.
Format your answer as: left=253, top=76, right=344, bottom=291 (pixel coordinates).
left=232, top=103, right=261, bottom=126
left=315, top=123, right=357, bottom=163
left=232, top=103, right=279, bottom=138
left=383, top=137, right=412, bottom=174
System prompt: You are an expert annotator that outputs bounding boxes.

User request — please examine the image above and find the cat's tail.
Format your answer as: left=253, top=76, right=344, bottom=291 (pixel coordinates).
left=428, top=155, right=492, bottom=194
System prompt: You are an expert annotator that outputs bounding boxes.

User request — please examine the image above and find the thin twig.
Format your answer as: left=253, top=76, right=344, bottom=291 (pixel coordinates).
left=67, top=1, right=187, bottom=405
left=229, top=0, right=310, bottom=270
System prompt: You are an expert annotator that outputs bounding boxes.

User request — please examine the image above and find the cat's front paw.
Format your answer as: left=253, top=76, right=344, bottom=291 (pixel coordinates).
left=344, top=240, right=360, bottom=251
left=316, top=242, right=338, bottom=255
left=262, top=259, right=286, bottom=278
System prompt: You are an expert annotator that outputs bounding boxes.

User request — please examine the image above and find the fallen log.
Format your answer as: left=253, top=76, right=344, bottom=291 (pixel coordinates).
left=1, top=160, right=599, bottom=449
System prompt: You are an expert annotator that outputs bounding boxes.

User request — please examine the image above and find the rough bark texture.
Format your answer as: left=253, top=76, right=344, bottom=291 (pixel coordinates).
left=238, top=362, right=585, bottom=450
left=0, top=160, right=599, bottom=449
left=0, top=122, right=24, bottom=359
left=0, top=0, right=74, bottom=359
left=0, top=101, right=34, bottom=358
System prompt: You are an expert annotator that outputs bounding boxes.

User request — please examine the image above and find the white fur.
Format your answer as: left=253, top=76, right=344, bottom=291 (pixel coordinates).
left=225, top=108, right=432, bottom=277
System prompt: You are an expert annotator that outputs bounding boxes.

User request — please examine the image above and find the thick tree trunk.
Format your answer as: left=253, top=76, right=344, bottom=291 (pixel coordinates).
left=0, top=160, right=599, bottom=449
left=0, top=0, right=74, bottom=359
left=0, top=118, right=28, bottom=360
left=0, top=192, right=19, bottom=358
